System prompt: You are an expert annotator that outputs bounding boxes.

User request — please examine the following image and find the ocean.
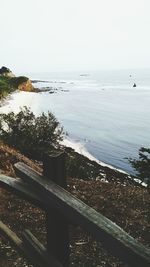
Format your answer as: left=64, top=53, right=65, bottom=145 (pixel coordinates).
left=1, top=69, right=150, bottom=174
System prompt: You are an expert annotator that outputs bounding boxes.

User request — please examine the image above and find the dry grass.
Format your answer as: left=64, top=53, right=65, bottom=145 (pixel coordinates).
left=0, top=142, right=42, bottom=176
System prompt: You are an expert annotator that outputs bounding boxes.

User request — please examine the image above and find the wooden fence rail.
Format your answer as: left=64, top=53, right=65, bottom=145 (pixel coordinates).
left=0, top=220, right=62, bottom=267
left=0, top=152, right=150, bottom=267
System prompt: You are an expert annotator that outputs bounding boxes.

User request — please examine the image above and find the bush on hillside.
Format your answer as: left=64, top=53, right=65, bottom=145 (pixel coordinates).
left=129, top=147, right=150, bottom=186
left=0, top=107, right=63, bottom=160
left=0, top=76, right=14, bottom=99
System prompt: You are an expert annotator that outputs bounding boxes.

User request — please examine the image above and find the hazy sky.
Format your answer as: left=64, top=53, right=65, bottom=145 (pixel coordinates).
left=1, top=0, right=150, bottom=72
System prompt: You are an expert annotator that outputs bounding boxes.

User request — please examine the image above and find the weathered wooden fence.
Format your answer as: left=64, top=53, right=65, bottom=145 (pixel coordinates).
left=0, top=152, right=150, bottom=267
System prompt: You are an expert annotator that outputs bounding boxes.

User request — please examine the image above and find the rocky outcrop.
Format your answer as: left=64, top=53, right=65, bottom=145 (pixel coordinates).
left=18, top=79, right=34, bottom=92
left=0, top=66, right=35, bottom=92
left=11, top=76, right=35, bottom=92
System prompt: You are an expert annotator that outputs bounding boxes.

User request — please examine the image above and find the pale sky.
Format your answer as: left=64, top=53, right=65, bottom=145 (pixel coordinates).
left=0, top=0, right=150, bottom=72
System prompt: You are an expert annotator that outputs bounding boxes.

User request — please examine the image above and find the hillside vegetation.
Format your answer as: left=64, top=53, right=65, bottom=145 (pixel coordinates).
left=0, top=76, right=15, bottom=99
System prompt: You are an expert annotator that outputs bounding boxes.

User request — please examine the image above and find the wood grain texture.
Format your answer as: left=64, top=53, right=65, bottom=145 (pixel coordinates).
left=43, top=153, right=70, bottom=267
left=23, top=229, right=63, bottom=267
left=0, top=220, right=62, bottom=267
left=0, top=221, right=45, bottom=267
left=0, top=175, right=45, bottom=209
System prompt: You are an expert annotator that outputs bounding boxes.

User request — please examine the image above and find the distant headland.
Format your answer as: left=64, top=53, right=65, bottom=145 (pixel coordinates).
left=0, top=66, right=37, bottom=99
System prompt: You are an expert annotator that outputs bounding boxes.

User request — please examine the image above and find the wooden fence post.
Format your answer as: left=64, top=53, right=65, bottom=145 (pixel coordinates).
left=43, top=152, right=70, bottom=267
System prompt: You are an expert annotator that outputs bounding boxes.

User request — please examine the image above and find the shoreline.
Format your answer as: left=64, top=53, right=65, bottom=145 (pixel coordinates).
left=61, top=137, right=129, bottom=175
left=0, top=90, right=130, bottom=176
left=0, top=87, right=146, bottom=186
left=62, top=138, right=147, bottom=187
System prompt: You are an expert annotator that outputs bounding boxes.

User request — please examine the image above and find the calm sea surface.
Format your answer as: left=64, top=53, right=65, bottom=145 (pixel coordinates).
left=1, top=69, right=150, bottom=174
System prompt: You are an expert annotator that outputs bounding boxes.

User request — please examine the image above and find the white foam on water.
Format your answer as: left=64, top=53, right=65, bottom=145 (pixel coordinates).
left=1, top=90, right=147, bottom=187
left=61, top=138, right=148, bottom=187
left=61, top=137, right=128, bottom=174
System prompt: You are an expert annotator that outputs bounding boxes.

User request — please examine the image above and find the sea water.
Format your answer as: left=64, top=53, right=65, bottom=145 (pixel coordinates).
left=1, top=69, right=150, bottom=174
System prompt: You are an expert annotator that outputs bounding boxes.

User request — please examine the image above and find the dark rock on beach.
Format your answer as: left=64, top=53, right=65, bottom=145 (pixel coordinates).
left=31, top=80, right=49, bottom=83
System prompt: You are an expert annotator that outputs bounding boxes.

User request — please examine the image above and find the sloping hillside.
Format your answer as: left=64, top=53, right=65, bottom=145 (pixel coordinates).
left=0, top=142, right=149, bottom=267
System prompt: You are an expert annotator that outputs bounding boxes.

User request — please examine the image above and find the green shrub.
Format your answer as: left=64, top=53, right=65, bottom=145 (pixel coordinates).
left=129, top=147, right=150, bottom=186
left=0, top=76, right=14, bottom=98
left=0, top=107, right=63, bottom=160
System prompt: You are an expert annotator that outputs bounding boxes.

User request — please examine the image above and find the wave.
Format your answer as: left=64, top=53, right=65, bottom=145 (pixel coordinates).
left=61, top=137, right=128, bottom=174
left=61, top=137, right=148, bottom=187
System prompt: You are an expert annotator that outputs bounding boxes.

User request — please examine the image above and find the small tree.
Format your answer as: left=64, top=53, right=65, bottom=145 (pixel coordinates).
left=129, top=147, right=150, bottom=186
left=0, top=107, right=63, bottom=160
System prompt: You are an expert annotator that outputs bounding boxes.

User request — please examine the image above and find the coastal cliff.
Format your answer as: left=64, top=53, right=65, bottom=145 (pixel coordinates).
left=0, top=66, right=35, bottom=99
left=10, top=76, right=34, bottom=92
left=18, top=78, right=34, bottom=91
